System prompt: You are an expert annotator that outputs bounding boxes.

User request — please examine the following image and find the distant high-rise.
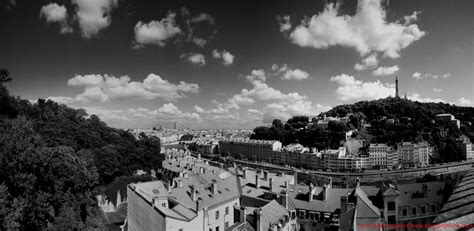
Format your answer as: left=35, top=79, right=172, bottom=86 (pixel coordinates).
left=395, top=76, right=399, bottom=98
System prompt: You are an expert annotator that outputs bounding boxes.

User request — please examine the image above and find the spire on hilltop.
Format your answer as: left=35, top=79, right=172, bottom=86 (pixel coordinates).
left=395, top=76, right=399, bottom=98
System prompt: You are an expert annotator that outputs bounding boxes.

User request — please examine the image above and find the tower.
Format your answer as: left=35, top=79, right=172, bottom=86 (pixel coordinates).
left=395, top=76, right=399, bottom=98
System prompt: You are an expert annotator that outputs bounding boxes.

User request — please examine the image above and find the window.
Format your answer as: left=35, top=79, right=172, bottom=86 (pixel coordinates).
left=225, top=206, right=229, bottom=215
left=225, top=222, right=229, bottom=228
left=216, top=226, right=219, bottom=231
left=387, top=201, right=396, bottom=211
left=421, top=206, right=426, bottom=214
left=402, top=209, right=407, bottom=216
left=179, top=229, right=183, bottom=231
left=388, top=215, right=396, bottom=224
left=412, top=207, right=417, bottom=216
left=431, top=204, right=436, bottom=213
left=215, top=210, right=220, bottom=219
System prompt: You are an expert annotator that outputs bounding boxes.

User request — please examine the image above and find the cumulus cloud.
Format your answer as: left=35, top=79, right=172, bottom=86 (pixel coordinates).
left=39, top=3, right=73, bottom=33
left=73, top=0, right=117, bottom=38
left=456, top=98, right=472, bottom=106
left=246, top=69, right=266, bottom=82
left=372, top=65, right=399, bottom=76
left=277, top=15, right=291, bottom=32
left=330, top=74, right=394, bottom=102
left=270, top=64, right=310, bottom=81
left=286, top=0, right=425, bottom=67
left=407, top=92, right=446, bottom=103
left=433, top=88, right=443, bottom=92
left=354, top=54, right=378, bottom=70
left=180, top=53, right=206, bottom=66
left=412, top=72, right=448, bottom=80
left=212, top=49, right=235, bottom=65
left=282, top=69, right=309, bottom=80
left=186, top=11, right=217, bottom=47
left=58, top=73, right=199, bottom=103
left=47, top=96, right=75, bottom=105
left=194, top=105, right=207, bottom=113
left=133, top=12, right=181, bottom=47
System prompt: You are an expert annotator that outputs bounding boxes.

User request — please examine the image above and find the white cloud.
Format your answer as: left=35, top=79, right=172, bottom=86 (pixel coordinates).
left=407, top=92, right=446, bottom=103
left=194, top=105, right=207, bottom=113
left=180, top=53, right=206, bottom=66
left=282, top=69, right=309, bottom=80
left=39, top=3, right=72, bottom=33
left=456, top=98, right=472, bottom=106
left=412, top=72, right=422, bottom=79
left=246, top=69, right=266, bottom=82
left=73, top=0, right=117, bottom=38
left=47, top=96, right=75, bottom=105
left=60, top=73, right=198, bottom=103
left=412, top=72, right=446, bottom=80
left=433, top=88, right=443, bottom=92
left=277, top=15, right=291, bottom=32
left=158, top=103, right=181, bottom=115
left=133, top=12, right=181, bottom=47
left=287, top=0, right=425, bottom=64
left=190, top=13, right=215, bottom=25
left=372, top=65, right=399, bottom=76
left=354, top=54, right=378, bottom=70
left=212, top=49, right=235, bottom=65
left=330, top=74, right=394, bottom=102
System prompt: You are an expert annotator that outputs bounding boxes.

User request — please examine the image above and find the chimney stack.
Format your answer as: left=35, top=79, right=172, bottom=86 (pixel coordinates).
left=284, top=181, right=288, bottom=189
left=254, top=208, right=262, bottom=231
left=190, top=186, right=196, bottom=201
left=340, top=196, right=348, bottom=214
left=243, top=168, right=247, bottom=179
left=177, top=180, right=183, bottom=188
left=356, top=177, right=360, bottom=188
left=255, top=174, right=260, bottom=189
left=281, top=190, right=288, bottom=209
left=260, top=170, right=264, bottom=179
left=309, top=183, right=315, bottom=202
left=269, top=178, right=273, bottom=191
left=211, top=183, right=218, bottom=194
left=199, top=167, right=204, bottom=174
left=239, top=205, right=247, bottom=222
left=322, top=186, right=327, bottom=201
left=263, top=171, right=268, bottom=181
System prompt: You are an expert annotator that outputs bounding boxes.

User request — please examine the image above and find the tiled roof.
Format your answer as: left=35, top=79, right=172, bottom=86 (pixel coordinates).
left=432, top=170, right=474, bottom=225
left=397, top=181, right=446, bottom=207
left=288, top=184, right=352, bottom=213
left=259, top=200, right=288, bottom=231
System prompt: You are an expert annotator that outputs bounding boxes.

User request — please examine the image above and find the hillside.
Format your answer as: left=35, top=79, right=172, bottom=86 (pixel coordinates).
left=0, top=69, right=162, bottom=230
left=251, top=97, right=474, bottom=163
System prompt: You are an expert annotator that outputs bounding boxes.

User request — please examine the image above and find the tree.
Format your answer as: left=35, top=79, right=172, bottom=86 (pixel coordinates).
left=0, top=69, right=12, bottom=83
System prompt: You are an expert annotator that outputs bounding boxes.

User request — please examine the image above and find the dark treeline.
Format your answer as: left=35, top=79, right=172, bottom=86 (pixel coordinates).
left=251, top=97, right=474, bottom=162
left=0, top=69, right=162, bottom=230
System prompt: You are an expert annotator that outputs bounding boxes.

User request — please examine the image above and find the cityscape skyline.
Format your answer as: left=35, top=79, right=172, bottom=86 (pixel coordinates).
left=1, top=0, right=472, bottom=129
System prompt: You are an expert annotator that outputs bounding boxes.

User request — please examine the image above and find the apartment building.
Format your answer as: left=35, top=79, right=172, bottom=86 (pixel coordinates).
left=218, top=138, right=282, bottom=161
left=397, top=142, right=430, bottom=167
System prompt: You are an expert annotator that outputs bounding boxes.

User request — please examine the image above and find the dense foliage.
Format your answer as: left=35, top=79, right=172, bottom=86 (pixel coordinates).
left=0, top=69, right=163, bottom=230
left=251, top=97, right=474, bottom=162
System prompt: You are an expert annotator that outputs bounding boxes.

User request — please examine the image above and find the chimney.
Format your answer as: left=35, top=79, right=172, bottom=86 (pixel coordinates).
left=422, top=183, right=428, bottom=197
left=356, top=177, right=360, bottom=188
left=196, top=200, right=201, bottom=211
left=281, top=190, right=288, bottom=209
left=183, top=172, right=189, bottom=178
left=211, top=183, right=218, bottom=194
left=177, top=180, right=183, bottom=188
left=294, top=171, right=298, bottom=184
left=254, top=208, right=262, bottom=231
left=284, top=181, right=288, bottom=189
left=260, top=170, right=264, bottom=179
left=282, top=172, right=285, bottom=178
left=166, top=181, right=171, bottom=193
left=255, top=174, right=260, bottom=189
left=309, top=183, right=315, bottom=202
left=239, top=205, right=247, bottom=222
left=269, top=178, right=273, bottom=192
left=340, top=196, right=348, bottom=214
left=243, top=169, right=247, bottom=179
left=263, top=171, right=268, bottom=181
left=322, top=186, right=327, bottom=201
left=190, top=186, right=196, bottom=201
left=199, top=167, right=204, bottom=174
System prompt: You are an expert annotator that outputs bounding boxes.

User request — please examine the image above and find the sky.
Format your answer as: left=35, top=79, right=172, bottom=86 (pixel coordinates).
left=1, top=0, right=472, bottom=129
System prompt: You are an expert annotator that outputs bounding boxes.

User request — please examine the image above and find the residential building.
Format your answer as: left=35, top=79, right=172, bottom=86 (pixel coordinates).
left=127, top=163, right=240, bottom=231
left=218, top=138, right=282, bottom=161
left=435, top=113, right=460, bottom=129
left=397, top=142, right=430, bottom=167
left=382, top=181, right=446, bottom=230
left=455, top=136, right=474, bottom=160
left=369, top=144, right=389, bottom=168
